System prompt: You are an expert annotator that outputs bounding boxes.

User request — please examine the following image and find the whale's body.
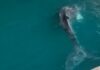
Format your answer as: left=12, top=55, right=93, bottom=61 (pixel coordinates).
left=59, top=6, right=100, bottom=70
left=59, top=6, right=87, bottom=70
left=59, top=6, right=80, bottom=48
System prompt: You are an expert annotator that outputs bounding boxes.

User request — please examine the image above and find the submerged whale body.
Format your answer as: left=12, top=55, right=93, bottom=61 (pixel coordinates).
left=59, top=6, right=100, bottom=70
left=59, top=6, right=87, bottom=70
left=59, top=6, right=81, bottom=48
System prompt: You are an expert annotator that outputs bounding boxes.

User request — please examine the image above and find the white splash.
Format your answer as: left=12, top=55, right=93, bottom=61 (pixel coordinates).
left=91, top=66, right=100, bottom=70
left=76, top=12, right=83, bottom=21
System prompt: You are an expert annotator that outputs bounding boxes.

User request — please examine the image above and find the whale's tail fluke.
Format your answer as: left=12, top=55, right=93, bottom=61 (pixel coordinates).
left=65, top=45, right=100, bottom=70
left=65, top=46, right=87, bottom=70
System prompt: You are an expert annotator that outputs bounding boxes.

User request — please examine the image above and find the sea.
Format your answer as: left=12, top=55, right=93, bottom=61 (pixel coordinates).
left=0, top=0, right=100, bottom=70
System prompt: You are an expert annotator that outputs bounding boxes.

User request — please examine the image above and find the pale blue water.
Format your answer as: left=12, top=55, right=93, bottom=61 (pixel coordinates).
left=0, top=0, right=100, bottom=70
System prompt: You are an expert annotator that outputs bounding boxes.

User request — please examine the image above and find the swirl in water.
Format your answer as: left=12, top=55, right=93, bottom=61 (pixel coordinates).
left=59, top=5, right=100, bottom=70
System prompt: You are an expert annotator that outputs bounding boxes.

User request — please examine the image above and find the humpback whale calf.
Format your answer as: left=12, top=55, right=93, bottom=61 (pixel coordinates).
left=59, top=6, right=87, bottom=70
left=59, top=6, right=80, bottom=48
left=59, top=6, right=100, bottom=70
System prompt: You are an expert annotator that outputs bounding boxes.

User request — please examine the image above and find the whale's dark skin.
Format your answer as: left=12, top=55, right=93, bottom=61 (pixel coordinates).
left=59, top=7, right=80, bottom=48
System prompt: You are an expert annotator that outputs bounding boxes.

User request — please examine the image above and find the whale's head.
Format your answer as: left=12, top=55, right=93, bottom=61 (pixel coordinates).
left=59, top=6, right=83, bottom=22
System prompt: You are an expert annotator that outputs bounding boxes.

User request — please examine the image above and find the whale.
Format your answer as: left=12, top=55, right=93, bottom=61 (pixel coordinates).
left=59, top=6, right=100, bottom=70
left=59, top=6, right=80, bottom=48
left=59, top=6, right=87, bottom=70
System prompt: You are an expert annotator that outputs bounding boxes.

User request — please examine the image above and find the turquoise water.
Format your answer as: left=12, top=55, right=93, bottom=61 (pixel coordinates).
left=0, top=0, right=100, bottom=70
